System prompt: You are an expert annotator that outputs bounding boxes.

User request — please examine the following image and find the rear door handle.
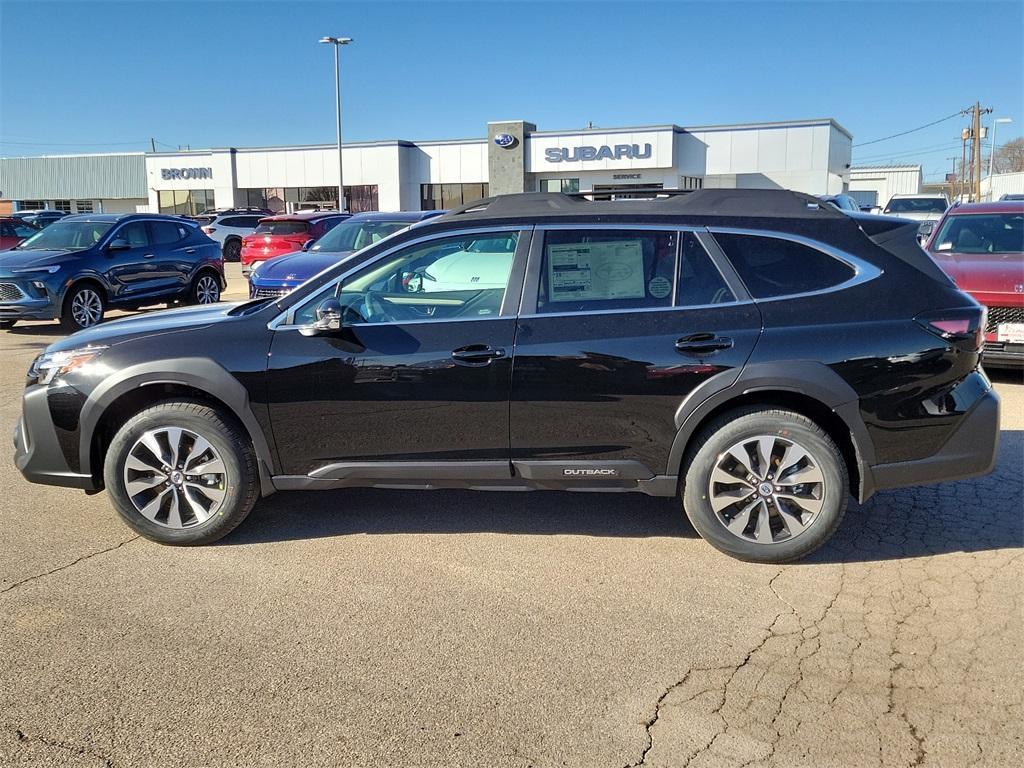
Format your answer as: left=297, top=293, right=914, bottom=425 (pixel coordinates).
left=185, top=248, right=196, bottom=254
left=143, top=253, right=155, bottom=259
left=675, top=333, right=734, bottom=354
left=451, top=344, right=506, bottom=366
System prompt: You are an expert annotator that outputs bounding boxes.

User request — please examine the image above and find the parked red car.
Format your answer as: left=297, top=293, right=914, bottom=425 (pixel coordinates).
left=926, top=200, right=1024, bottom=367
left=0, top=217, right=39, bottom=250
left=240, top=212, right=349, bottom=275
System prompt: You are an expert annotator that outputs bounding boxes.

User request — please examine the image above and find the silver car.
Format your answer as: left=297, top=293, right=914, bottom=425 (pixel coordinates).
left=195, top=212, right=266, bottom=262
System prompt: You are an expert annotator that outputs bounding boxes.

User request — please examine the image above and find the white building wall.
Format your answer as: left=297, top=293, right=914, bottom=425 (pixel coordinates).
left=983, top=171, right=1024, bottom=200
left=398, top=141, right=488, bottom=210
left=849, top=166, right=922, bottom=209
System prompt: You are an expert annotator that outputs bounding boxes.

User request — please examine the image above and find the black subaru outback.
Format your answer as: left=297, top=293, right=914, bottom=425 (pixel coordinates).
left=14, top=189, right=999, bottom=562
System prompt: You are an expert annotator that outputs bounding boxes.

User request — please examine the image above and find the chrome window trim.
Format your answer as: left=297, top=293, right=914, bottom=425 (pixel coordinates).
left=267, top=224, right=527, bottom=331
left=518, top=300, right=752, bottom=320
left=706, top=226, right=883, bottom=302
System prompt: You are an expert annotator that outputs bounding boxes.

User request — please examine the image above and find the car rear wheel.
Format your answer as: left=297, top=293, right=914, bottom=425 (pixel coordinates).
left=223, top=239, right=242, bottom=262
left=60, top=284, right=105, bottom=331
left=682, top=407, right=848, bottom=563
left=104, top=401, right=259, bottom=545
left=190, top=272, right=221, bottom=305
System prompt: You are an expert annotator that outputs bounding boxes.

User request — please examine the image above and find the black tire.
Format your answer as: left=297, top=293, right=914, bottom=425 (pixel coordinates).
left=104, top=400, right=259, bottom=545
left=223, top=238, right=242, bottom=262
left=682, top=407, right=849, bottom=563
left=0, top=319, right=16, bottom=330
left=60, top=283, right=105, bottom=332
left=189, top=271, right=222, bottom=305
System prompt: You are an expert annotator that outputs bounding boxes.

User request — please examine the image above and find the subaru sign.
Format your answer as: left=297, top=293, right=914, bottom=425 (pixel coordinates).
left=493, top=133, right=517, bottom=149
left=544, top=143, right=653, bottom=163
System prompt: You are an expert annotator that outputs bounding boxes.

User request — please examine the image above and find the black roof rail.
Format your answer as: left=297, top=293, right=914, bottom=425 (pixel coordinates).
left=435, top=188, right=843, bottom=222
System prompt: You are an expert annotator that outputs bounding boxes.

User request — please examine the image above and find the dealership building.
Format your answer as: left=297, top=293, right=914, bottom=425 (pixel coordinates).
left=1, top=117, right=853, bottom=215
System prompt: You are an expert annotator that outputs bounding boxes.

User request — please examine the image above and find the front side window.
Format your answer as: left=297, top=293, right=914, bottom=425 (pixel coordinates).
left=930, top=213, right=1023, bottom=254
left=16, top=220, right=114, bottom=251
left=536, top=229, right=677, bottom=313
left=292, top=232, right=519, bottom=326
left=713, top=232, right=855, bottom=298
left=116, top=222, right=149, bottom=248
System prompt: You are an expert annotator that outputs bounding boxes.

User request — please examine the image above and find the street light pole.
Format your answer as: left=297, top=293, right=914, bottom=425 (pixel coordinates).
left=319, top=36, right=353, bottom=212
left=988, top=117, right=1012, bottom=197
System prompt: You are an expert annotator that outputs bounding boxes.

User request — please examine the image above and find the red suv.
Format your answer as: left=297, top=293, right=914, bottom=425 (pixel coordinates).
left=0, top=217, right=39, bottom=250
left=926, top=201, right=1024, bottom=367
left=240, top=212, right=349, bottom=276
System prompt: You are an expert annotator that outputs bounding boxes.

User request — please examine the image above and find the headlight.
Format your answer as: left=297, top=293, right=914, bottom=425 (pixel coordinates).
left=11, top=265, right=61, bottom=274
left=28, top=346, right=107, bottom=386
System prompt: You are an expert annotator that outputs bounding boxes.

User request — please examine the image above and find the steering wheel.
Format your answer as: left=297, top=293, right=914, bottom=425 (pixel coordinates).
left=362, top=292, right=387, bottom=323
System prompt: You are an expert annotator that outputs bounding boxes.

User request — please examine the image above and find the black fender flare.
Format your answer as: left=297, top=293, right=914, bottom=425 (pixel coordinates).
left=77, top=357, right=276, bottom=496
left=665, top=361, right=876, bottom=498
left=58, top=272, right=113, bottom=309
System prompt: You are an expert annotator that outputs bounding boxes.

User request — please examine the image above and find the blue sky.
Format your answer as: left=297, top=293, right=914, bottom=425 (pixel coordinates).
left=1, top=0, right=1021, bottom=181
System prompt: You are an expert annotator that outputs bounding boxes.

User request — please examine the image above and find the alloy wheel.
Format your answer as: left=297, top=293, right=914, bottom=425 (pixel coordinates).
left=122, top=426, right=227, bottom=528
left=71, top=288, right=103, bottom=328
left=708, top=434, right=826, bottom=544
left=196, top=275, right=220, bottom=304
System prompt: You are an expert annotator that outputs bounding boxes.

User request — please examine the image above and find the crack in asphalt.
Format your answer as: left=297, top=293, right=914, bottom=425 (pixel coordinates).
left=10, top=726, right=116, bottom=767
left=0, top=536, right=140, bottom=595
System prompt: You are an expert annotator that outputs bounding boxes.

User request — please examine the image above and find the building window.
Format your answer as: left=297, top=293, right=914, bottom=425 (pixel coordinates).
left=241, top=186, right=378, bottom=214
left=74, top=200, right=94, bottom=214
left=679, top=176, right=703, bottom=191
left=540, top=178, right=580, bottom=194
left=157, top=189, right=215, bottom=216
left=420, top=183, right=489, bottom=211
left=53, top=200, right=72, bottom=213
left=18, top=200, right=45, bottom=210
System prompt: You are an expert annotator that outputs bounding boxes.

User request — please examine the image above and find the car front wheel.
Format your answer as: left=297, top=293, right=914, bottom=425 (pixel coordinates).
left=682, top=407, right=849, bottom=563
left=104, top=401, right=260, bottom=545
left=60, top=284, right=105, bottom=331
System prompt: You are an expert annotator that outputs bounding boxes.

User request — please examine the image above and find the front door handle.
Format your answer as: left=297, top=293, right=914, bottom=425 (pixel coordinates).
left=143, top=253, right=155, bottom=259
left=185, top=247, right=196, bottom=254
left=675, top=333, right=734, bottom=354
left=451, top=344, right=506, bottom=366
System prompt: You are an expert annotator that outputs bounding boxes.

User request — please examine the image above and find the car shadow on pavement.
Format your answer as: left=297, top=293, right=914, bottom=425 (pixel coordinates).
left=221, top=432, right=1023, bottom=563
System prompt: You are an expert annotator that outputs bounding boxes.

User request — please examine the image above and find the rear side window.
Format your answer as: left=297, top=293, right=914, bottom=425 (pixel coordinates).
left=149, top=220, right=184, bottom=245
left=713, top=232, right=855, bottom=298
left=255, top=220, right=309, bottom=235
left=537, top=229, right=677, bottom=313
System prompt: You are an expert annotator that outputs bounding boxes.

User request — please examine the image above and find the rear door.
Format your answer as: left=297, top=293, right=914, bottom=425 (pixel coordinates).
left=148, top=219, right=198, bottom=296
left=509, top=225, right=761, bottom=482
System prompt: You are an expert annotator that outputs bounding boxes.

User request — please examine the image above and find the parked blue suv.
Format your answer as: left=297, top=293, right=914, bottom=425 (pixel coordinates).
left=0, top=213, right=225, bottom=332
left=248, top=211, right=443, bottom=299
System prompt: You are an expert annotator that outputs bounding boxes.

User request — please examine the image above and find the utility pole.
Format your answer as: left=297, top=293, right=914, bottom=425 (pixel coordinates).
left=966, top=102, right=993, bottom=201
left=960, top=129, right=969, bottom=202
left=150, top=138, right=156, bottom=152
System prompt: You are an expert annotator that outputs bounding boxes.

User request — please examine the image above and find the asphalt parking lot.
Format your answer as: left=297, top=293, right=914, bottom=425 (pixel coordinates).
left=1, top=264, right=1022, bottom=768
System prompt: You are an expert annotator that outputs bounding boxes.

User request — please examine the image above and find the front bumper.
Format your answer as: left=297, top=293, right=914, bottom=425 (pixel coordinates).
left=13, top=384, right=97, bottom=490
left=0, top=279, right=58, bottom=321
left=868, top=384, right=1000, bottom=495
left=982, top=341, right=1023, bottom=368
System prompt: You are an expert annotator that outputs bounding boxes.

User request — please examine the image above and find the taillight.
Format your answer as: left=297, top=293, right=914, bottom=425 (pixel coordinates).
left=915, top=307, right=985, bottom=349
left=202, top=226, right=216, bottom=234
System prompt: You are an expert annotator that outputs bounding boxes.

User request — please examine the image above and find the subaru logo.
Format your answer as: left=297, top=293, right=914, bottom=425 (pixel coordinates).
left=493, top=133, right=517, bottom=149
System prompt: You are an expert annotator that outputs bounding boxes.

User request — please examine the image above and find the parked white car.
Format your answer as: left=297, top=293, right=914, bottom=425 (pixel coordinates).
left=194, top=211, right=267, bottom=262
left=882, top=194, right=950, bottom=243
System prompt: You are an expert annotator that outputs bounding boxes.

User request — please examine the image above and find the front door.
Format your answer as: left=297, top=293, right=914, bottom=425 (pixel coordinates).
left=103, top=220, right=157, bottom=302
left=266, top=228, right=530, bottom=478
left=510, top=226, right=762, bottom=480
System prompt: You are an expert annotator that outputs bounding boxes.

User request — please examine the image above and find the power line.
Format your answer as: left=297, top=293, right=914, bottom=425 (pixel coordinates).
left=0, top=138, right=151, bottom=147
left=852, top=110, right=966, bottom=148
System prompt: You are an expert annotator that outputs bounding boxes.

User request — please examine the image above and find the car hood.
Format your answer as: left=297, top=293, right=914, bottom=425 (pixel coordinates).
left=885, top=211, right=944, bottom=222
left=930, top=251, right=1024, bottom=303
left=0, top=249, right=85, bottom=275
left=253, top=249, right=354, bottom=283
left=45, top=301, right=247, bottom=353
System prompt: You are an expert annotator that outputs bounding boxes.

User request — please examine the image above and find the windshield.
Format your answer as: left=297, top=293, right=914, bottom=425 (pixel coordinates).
left=884, top=198, right=948, bottom=214
left=931, top=213, right=1024, bottom=254
left=15, top=219, right=113, bottom=250
left=313, top=218, right=412, bottom=252
left=254, top=220, right=309, bottom=236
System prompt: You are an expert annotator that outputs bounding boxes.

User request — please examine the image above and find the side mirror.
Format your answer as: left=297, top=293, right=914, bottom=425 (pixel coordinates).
left=299, top=298, right=343, bottom=336
left=107, top=237, right=131, bottom=251
left=301, top=239, right=315, bottom=252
